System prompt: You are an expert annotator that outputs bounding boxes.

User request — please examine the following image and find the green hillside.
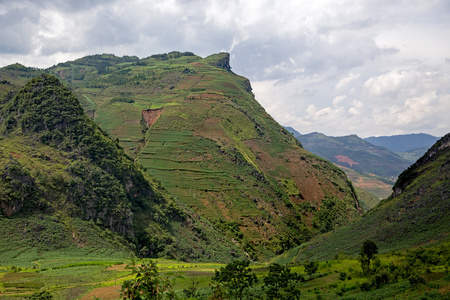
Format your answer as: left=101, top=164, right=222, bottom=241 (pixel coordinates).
left=0, top=74, right=242, bottom=263
left=47, top=52, right=363, bottom=258
left=277, top=133, right=450, bottom=263
left=0, top=52, right=365, bottom=259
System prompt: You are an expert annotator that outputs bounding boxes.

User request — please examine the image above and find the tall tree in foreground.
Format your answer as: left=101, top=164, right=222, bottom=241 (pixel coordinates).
left=263, top=263, right=303, bottom=299
left=211, top=260, right=257, bottom=300
left=360, top=240, right=378, bottom=275
left=121, top=260, right=177, bottom=300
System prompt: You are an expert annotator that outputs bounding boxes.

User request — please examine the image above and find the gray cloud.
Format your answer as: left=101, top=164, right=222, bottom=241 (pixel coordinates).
left=0, top=0, right=449, bottom=137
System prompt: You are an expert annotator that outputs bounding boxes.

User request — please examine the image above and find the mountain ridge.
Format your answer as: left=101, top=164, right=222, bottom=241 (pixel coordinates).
left=0, top=52, right=362, bottom=259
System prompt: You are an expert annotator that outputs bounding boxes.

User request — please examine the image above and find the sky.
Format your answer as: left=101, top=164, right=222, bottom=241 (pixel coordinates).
left=1, top=0, right=449, bottom=138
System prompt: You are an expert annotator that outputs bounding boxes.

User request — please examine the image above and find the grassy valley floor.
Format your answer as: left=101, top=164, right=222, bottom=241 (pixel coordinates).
left=0, top=245, right=448, bottom=299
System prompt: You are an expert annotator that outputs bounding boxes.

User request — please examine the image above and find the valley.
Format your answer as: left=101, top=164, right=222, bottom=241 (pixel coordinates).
left=0, top=52, right=448, bottom=299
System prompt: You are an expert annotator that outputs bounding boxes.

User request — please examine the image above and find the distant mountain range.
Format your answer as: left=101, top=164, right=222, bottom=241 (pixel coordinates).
left=285, top=127, right=441, bottom=205
left=278, top=132, right=450, bottom=262
left=364, top=133, right=439, bottom=153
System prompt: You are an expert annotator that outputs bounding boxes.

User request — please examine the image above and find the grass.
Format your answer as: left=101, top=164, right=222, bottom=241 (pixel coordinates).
left=0, top=250, right=447, bottom=299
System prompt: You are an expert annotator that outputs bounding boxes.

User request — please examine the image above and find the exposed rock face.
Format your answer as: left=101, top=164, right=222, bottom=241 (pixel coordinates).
left=142, top=108, right=163, bottom=128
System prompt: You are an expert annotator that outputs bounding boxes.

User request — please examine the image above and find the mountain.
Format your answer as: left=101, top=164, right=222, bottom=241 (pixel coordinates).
left=284, top=129, right=414, bottom=203
left=0, top=52, right=362, bottom=259
left=0, top=74, right=242, bottom=263
left=364, top=133, right=439, bottom=154
left=278, top=132, right=450, bottom=262
left=294, top=132, right=411, bottom=180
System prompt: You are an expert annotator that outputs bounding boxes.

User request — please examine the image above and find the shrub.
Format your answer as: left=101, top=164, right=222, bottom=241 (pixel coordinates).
left=211, top=260, right=257, bottom=300
left=263, top=263, right=303, bottom=300
left=304, top=260, right=319, bottom=276
left=121, top=260, right=177, bottom=299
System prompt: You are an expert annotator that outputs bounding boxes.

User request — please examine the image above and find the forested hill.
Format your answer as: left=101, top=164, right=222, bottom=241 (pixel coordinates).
left=0, top=74, right=242, bottom=262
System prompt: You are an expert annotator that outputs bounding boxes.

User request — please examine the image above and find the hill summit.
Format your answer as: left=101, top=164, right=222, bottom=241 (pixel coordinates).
left=1, top=52, right=363, bottom=259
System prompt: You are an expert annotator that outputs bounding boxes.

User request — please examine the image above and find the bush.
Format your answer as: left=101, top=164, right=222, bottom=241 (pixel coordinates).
left=121, top=260, right=177, bottom=299
left=304, top=260, right=319, bottom=276
left=408, top=274, right=426, bottom=289
left=263, top=263, right=303, bottom=300
left=211, top=260, right=257, bottom=300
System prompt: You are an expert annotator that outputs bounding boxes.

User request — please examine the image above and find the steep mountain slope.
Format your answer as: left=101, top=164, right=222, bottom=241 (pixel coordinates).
left=278, top=133, right=450, bottom=262
left=37, top=52, right=362, bottom=257
left=0, top=74, right=241, bottom=262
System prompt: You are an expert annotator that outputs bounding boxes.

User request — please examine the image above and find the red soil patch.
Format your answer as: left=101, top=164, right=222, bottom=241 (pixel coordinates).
left=177, top=75, right=203, bottom=89
left=335, top=155, right=359, bottom=167
left=193, top=117, right=230, bottom=142
left=142, top=108, right=163, bottom=128
left=187, top=62, right=205, bottom=68
left=187, top=93, right=227, bottom=101
left=80, top=285, right=122, bottom=300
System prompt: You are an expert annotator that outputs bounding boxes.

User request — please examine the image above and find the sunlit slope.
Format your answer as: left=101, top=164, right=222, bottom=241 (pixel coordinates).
left=46, top=52, right=361, bottom=257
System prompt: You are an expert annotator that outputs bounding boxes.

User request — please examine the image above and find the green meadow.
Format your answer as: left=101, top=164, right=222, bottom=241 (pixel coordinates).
left=0, top=244, right=448, bottom=299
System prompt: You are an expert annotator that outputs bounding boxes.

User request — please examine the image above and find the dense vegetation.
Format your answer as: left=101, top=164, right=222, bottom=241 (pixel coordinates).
left=0, top=74, right=242, bottom=263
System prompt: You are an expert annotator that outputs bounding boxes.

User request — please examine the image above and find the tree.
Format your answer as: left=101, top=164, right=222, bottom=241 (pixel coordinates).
left=263, top=263, right=303, bottom=300
left=211, top=260, right=257, bottom=300
left=303, top=260, right=319, bottom=276
left=121, top=260, right=177, bottom=299
left=360, top=240, right=378, bottom=275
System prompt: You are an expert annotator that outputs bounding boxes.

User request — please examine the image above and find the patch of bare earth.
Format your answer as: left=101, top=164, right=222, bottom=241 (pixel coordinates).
left=335, top=155, right=359, bottom=167
left=80, top=285, right=122, bottom=300
left=142, top=108, right=163, bottom=128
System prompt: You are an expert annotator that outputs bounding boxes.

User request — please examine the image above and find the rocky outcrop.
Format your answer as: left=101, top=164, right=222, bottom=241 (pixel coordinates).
left=208, top=53, right=231, bottom=71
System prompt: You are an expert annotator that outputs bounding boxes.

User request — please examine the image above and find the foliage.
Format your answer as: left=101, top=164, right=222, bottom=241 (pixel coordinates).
left=121, top=260, right=177, bottom=299
left=360, top=240, right=379, bottom=275
left=408, top=274, right=426, bottom=289
left=304, top=260, right=319, bottom=276
left=263, top=263, right=303, bottom=300
left=28, top=290, right=53, bottom=299
left=211, top=260, right=257, bottom=299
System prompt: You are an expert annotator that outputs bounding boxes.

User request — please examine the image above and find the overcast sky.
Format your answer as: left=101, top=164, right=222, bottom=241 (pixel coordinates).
left=1, top=0, right=449, bottom=137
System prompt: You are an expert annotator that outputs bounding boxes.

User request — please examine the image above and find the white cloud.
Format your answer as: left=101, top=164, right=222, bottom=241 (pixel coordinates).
left=335, top=73, right=360, bottom=91
left=0, top=0, right=449, bottom=138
